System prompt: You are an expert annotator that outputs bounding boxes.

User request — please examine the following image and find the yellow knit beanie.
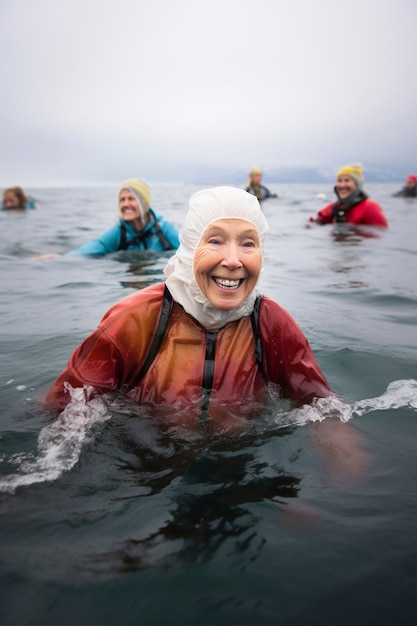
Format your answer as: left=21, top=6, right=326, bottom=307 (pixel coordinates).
left=119, top=179, right=151, bottom=218
left=336, top=164, right=364, bottom=190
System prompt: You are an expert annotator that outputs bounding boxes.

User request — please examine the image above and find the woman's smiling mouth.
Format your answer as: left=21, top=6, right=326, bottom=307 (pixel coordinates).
left=213, top=277, right=243, bottom=290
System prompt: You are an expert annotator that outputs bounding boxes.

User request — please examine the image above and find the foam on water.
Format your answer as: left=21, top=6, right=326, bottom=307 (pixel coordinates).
left=0, top=383, right=111, bottom=494
left=1, top=379, right=416, bottom=494
left=352, top=378, right=417, bottom=414
left=286, top=379, right=417, bottom=426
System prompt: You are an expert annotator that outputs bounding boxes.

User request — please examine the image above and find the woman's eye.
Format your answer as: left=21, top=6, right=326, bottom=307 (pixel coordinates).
left=208, top=238, right=221, bottom=245
left=243, top=241, right=255, bottom=248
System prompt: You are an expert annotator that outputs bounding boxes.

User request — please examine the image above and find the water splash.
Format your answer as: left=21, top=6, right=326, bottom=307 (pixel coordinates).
left=285, top=379, right=417, bottom=427
left=1, top=379, right=416, bottom=494
left=352, top=379, right=417, bottom=415
left=0, top=384, right=111, bottom=494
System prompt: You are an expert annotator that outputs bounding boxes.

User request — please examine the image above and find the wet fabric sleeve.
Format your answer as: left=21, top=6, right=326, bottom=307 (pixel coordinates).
left=309, top=202, right=334, bottom=224
left=45, top=330, right=126, bottom=409
left=66, top=222, right=122, bottom=255
left=260, top=297, right=332, bottom=404
left=45, top=284, right=165, bottom=410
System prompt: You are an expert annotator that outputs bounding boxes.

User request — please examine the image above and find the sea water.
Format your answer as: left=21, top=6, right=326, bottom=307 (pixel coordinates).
left=1, top=183, right=416, bottom=625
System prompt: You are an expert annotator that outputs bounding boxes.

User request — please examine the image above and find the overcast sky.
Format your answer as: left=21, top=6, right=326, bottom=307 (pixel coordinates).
left=1, top=0, right=416, bottom=185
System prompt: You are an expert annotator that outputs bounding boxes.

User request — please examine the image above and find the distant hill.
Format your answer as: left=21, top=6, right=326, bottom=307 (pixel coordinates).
left=190, top=164, right=414, bottom=185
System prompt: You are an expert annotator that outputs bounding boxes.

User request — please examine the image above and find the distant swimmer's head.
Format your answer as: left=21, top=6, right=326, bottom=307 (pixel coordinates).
left=2, top=186, right=28, bottom=210
left=406, top=174, right=417, bottom=188
left=335, top=163, right=364, bottom=200
left=248, top=166, right=263, bottom=187
left=118, top=179, right=151, bottom=222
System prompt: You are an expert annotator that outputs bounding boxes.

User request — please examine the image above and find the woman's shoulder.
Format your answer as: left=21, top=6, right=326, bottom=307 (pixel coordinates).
left=320, top=201, right=335, bottom=212
left=358, top=197, right=385, bottom=217
left=363, top=197, right=383, bottom=209
left=258, top=295, right=308, bottom=349
left=259, top=295, right=297, bottom=324
left=87, top=283, right=167, bottom=349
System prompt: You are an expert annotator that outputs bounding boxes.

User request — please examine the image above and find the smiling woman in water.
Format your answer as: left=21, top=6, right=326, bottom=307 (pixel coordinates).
left=46, top=186, right=332, bottom=417
left=67, top=179, right=179, bottom=255
left=45, top=185, right=368, bottom=484
left=309, top=163, right=388, bottom=228
left=34, top=179, right=179, bottom=259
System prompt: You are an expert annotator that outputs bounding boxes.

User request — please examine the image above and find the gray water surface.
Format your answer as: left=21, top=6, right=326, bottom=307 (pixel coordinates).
left=1, top=183, right=416, bottom=626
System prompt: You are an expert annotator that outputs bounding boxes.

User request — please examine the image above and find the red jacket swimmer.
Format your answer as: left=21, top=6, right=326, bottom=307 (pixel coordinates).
left=309, top=164, right=388, bottom=228
left=46, top=187, right=332, bottom=427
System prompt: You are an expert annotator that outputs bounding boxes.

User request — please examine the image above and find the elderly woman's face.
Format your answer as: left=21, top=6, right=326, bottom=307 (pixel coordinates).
left=335, top=175, right=357, bottom=200
left=194, top=218, right=262, bottom=310
left=119, top=189, right=142, bottom=221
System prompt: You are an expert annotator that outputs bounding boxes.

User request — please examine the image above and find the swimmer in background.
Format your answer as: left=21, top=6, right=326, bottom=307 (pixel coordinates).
left=2, top=186, right=37, bottom=210
left=35, top=179, right=179, bottom=259
left=245, top=167, right=277, bottom=202
left=393, top=174, right=417, bottom=198
left=308, top=163, right=388, bottom=228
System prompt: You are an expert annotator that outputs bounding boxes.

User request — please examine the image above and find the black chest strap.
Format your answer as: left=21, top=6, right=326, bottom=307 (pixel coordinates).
left=131, top=285, right=173, bottom=386
left=331, top=190, right=368, bottom=223
left=132, top=288, right=265, bottom=390
left=201, top=331, right=217, bottom=414
left=250, top=294, right=266, bottom=382
left=118, top=209, right=174, bottom=251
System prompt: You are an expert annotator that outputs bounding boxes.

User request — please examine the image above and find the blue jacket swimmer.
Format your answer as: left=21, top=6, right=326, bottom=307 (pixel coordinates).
left=34, top=179, right=179, bottom=260
left=68, top=179, right=179, bottom=255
